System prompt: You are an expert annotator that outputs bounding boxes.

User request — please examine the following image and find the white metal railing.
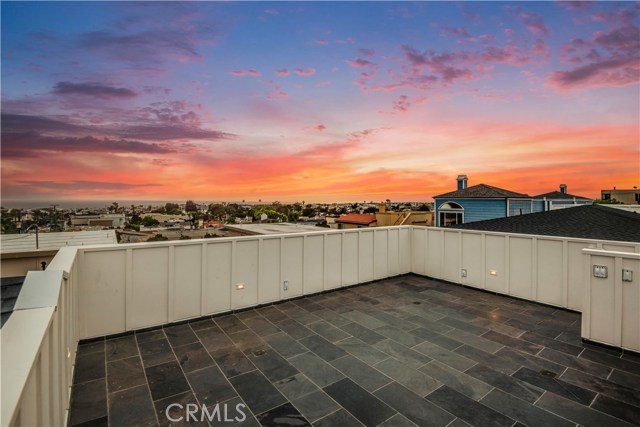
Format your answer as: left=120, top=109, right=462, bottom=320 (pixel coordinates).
left=1, top=225, right=639, bottom=426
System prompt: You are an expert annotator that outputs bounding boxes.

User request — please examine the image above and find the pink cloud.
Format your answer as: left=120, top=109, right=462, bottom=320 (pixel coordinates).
left=557, top=1, right=593, bottom=11
left=594, top=25, right=640, bottom=51
left=275, top=69, right=290, bottom=77
left=548, top=57, right=639, bottom=90
left=314, top=39, right=328, bottom=45
left=547, top=19, right=640, bottom=90
left=532, top=39, right=549, bottom=58
left=354, top=34, right=550, bottom=94
left=436, top=25, right=496, bottom=45
left=559, top=38, right=589, bottom=64
left=519, top=12, right=550, bottom=37
left=461, top=4, right=481, bottom=23
left=305, top=124, right=326, bottom=132
left=53, top=82, right=137, bottom=98
left=354, top=70, right=379, bottom=91
left=230, top=69, right=261, bottom=77
left=266, top=82, right=288, bottom=100
left=294, top=68, right=316, bottom=76
left=359, top=48, right=375, bottom=57
left=438, top=26, right=472, bottom=39
left=334, top=37, right=355, bottom=45
left=392, top=95, right=427, bottom=113
left=346, top=58, right=375, bottom=68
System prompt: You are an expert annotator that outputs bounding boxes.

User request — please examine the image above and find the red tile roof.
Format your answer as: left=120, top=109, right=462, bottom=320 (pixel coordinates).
left=335, top=214, right=377, bottom=225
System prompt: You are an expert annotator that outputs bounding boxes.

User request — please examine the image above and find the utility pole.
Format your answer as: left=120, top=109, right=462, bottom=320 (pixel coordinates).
left=51, top=204, right=59, bottom=231
left=26, top=223, right=39, bottom=249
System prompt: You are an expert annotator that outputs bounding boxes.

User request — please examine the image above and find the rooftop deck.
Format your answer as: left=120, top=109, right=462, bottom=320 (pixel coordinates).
left=69, top=275, right=640, bottom=427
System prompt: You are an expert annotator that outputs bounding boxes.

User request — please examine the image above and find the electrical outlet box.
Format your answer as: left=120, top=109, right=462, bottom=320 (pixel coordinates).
left=622, top=269, right=633, bottom=282
left=461, top=269, right=467, bottom=278
left=283, top=281, right=289, bottom=291
left=593, top=265, right=608, bottom=279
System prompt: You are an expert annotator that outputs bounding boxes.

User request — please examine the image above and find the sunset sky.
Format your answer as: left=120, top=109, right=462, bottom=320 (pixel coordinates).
left=2, top=1, right=638, bottom=204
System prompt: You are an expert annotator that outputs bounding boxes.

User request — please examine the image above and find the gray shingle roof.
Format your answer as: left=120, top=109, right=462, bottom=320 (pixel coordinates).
left=434, top=183, right=529, bottom=199
left=450, top=205, right=640, bottom=243
left=1, top=276, right=25, bottom=328
left=534, top=191, right=591, bottom=200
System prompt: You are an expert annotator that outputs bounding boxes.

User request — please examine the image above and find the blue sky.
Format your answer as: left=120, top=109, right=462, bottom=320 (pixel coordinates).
left=2, top=1, right=638, bottom=202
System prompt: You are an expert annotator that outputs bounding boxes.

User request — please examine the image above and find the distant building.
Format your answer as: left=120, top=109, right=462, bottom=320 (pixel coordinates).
left=534, top=184, right=592, bottom=210
left=434, top=175, right=592, bottom=227
left=223, top=223, right=324, bottom=236
left=375, top=202, right=433, bottom=226
left=434, top=175, right=533, bottom=227
left=144, top=213, right=190, bottom=224
left=203, top=220, right=224, bottom=228
left=450, top=204, right=640, bottom=243
left=375, top=211, right=433, bottom=227
left=71, top=213, right=125, bottom=228
left=601, top=187, right=640, bottom=204
left=335, top=214, right=377, bottom=229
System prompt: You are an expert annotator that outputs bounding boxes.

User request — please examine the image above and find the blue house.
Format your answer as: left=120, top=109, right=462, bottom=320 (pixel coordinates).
left=434, top=176, right=592, bottom=227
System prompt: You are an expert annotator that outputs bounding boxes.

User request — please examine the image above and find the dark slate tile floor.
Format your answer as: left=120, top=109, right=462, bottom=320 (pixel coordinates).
left=69, top=275, right=640, bottom=427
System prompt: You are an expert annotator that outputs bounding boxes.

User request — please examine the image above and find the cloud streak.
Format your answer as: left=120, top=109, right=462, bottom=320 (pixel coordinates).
left=1, top=113, right=91, bottom=134
left=16, top=180, right=161, bottom=191
left=1, top=132, right=175, bottom=158
left=294, top=68, right=316, bottom=76
left=230, top=69, right=261, bottom=77
left=518, top=12, right=550, bottom=37
left=548, top=21, right=640, bottom=90
left=53, top=82, right=137, bottom=98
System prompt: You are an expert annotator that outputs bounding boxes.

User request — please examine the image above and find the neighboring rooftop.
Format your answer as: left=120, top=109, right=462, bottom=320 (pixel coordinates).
left=535, top=184, right=590, bottom=201
left=335, top=214, right=377, bottom=225
left=434, top=183, right=529, bottom=199
left=0, top=230, right=117, bottom=254
left=0, top=276, right=25, bottom=328
left=451, top=204, right=640, bottom=242
left=534, top=191, right=591, bottom=200
left=224, top=223, right=325, bottom=236
left=68, top=275, right=640, bottom=427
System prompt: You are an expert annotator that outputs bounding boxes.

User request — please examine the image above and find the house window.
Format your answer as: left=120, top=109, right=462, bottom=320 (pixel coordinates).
left=439, top=202, right=464, bottom=226
left=440, top=212, right=463, bottom=226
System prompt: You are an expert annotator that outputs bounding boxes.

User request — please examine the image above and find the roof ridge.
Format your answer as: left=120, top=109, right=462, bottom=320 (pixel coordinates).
left=592, top=204, right=640, bottom=219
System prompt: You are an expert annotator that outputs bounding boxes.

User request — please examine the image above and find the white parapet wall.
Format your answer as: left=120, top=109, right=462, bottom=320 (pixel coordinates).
left=75, top=226, right=412, bottom=339
left=1, top=247, right=79, bottom=427
left=2, top=225, right=639, bottom=426
left=582, top=248, right=640, bottom=352
left=410, top=227, right=639, bottom=312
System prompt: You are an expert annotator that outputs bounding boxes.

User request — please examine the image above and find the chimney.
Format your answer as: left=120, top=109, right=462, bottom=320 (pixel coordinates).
left=457, top=175, right=468, bottom=190
left=559, top=184, right=567, bottom=194
left=378, top=202, right=386, bottom=213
